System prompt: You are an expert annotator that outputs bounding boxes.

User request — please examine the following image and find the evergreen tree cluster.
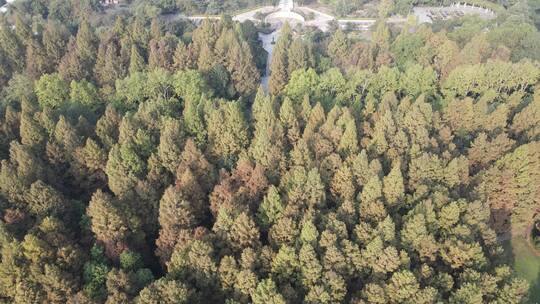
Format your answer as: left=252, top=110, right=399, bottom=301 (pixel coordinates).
left=0, top=2, right=539, bottom=304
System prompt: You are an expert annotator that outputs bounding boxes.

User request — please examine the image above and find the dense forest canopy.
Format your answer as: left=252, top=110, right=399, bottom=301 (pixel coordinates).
left=0, top=0, right=539, bottom=303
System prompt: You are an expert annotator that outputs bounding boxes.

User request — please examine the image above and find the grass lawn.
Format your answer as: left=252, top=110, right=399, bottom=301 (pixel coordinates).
left=505, top=237, right=540, bottom=303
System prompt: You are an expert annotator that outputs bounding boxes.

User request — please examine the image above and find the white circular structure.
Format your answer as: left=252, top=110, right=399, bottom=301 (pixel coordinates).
left=265, top=11, right=305, bottom=25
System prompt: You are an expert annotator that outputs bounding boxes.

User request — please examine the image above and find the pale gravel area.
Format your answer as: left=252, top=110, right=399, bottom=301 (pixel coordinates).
left=233, top=6, right=276, bottom=22
left=413, top=3, right=496, bottom=23
left=298, top=6, right=335, bottom=31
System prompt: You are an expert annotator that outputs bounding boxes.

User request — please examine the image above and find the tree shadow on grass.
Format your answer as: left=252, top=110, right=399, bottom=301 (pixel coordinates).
left=532, top=268, right=540, bottom=304
left=502, top=236, right=540, bottom=303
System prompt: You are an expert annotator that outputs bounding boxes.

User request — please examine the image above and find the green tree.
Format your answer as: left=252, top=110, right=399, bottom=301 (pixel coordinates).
left=386, top=270, right=420, bottom=303
left=129, top=44, right=146, bottom=74
left=173, top=41, right=192, bottom=71
left=249, top=94, right=284, bottom=178
left=26, top=180, right=66, bottom=218
left=288, top=39, right=310, bottom=75
left=83, top=245, right=110, bottom=300
left=251, top=279, right=286, bottom=304
left=269, top=24, right=292, bottom=95
left=70, top=79, right=102, bottom=111
left=25, top=38, right=49, bottom=79
left=206, top=101, right=249, bottom=166
left=0, top=17, right=24, bottom=75
left=383, top=160, right=404, bottom=206
left=42, top=21, right=69, bottom=69
left=76, top=20, right=98, bottom=64
left=173, top=69, right=211, bottom=103
left=156, top=185, right=197, bottom=263
left=400, top=63, right=437, bottom=98
left=328, top=30, right=349, bottom=68
left=284, top=68, right=319, bottom=102
left=230, top=212, right=260, bottom=251
left=137, top=278, right=191, bottom=304
left=35, top=73, right=69, bottom=108
left=226, top=40, right=260, bottom=96
left=157, top=118, right=184, bottom=173
left=338, top=120, right=359, bottom=157
left=87, top=190, right=129, bottom=257
left=257, top=186, right=284, bottom=230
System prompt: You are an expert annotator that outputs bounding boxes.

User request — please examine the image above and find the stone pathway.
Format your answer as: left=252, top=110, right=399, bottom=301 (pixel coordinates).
left=259, top=30, right=281, bottom=90
left=297, top=6, right=335, bottom=31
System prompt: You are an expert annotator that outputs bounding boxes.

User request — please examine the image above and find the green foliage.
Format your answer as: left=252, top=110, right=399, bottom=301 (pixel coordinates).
left=284, top=68, right=319, bottom=102
left=257, top=186, right=283, bottom=229
left=115, top=72, right=149, bottom=105
left=383, top=160, right=405, bottom=206
left=83, top=245, right=110, bottom=300
left=391, top=32, right=425, bottom=68
left=443, top=60, right=540, bottom=98
left=70, top=79, right=102, bottom=111
left=173, top=70, right=212, bottom=103
left=328, top=30, right=349, bottom=66
left=0, top=5, right=539, bottom=304
left=26, top=180, right=66, bottom=217
left=137, top=278, right=191, bottom=303
left=35, top=73, right=69, bottom=108
left=251, top=279, right=286, bottom=304
left=269, top=23, right=292, bottom=95
left=130, top=45, right=147, bottom=74
left=400, top=64, right=437, bottom=98
left=120, top=250, right=144, bottom=271
left=206, top=101, right=249, bottom=166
